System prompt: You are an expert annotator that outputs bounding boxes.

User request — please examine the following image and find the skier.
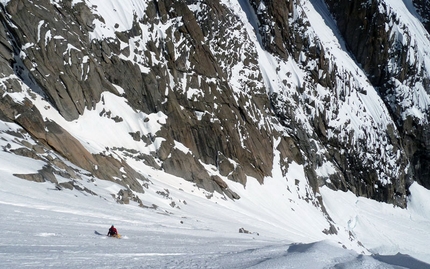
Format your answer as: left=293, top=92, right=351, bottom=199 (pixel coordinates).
left=107, top=225, right=118, bottom=237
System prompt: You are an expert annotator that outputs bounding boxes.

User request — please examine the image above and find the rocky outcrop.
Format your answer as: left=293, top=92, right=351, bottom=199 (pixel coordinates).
left=248, top=0, right=412, bottom=206
left=414, top=0, right=430, bottom=32
left=93, top=0, right=276, bottom=189
left=0, top=76, right=147, bottom=194
left=0, top=0, right=275, bottom=199
left=325, top=0, right=429, bottom=191
left=1, top=0, right=116, bottom=121
left=0, top=0, right=429, bottom=209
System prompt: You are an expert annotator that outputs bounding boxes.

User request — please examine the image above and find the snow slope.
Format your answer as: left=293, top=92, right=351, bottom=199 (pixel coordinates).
left=1, top=138, right=430, bottom=268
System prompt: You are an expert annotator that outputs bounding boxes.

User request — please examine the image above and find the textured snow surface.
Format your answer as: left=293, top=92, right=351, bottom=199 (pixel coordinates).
left=1, top=170, right=430, bottom=268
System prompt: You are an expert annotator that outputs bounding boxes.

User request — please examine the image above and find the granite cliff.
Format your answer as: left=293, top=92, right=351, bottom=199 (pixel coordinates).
left=0, top=0, right=429, bottom=211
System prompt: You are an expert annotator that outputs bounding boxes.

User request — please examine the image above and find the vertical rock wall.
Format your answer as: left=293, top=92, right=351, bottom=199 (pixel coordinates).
left=325, top=0, right=430, bottom=190
left=0, top=0, right=429, bottom=207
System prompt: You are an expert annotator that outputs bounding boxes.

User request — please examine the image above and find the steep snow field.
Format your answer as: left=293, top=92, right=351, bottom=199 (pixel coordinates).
left=1, top=142, right=430, bottom=268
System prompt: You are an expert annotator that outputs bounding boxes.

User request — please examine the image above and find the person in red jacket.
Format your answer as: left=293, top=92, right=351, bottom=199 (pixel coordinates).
left=107, top=225, right=118, bottom=237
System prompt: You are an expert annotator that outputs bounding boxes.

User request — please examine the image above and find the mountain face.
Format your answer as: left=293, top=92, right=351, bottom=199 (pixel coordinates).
left=0, top=0, right=429, bottom=213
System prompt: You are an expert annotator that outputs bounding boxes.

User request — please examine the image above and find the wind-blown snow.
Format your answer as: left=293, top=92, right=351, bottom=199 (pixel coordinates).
left=321, top=183, right=430, bottom=264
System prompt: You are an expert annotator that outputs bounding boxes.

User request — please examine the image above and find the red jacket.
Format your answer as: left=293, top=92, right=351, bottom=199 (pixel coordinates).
left=108, top=226, right=118, bottom=236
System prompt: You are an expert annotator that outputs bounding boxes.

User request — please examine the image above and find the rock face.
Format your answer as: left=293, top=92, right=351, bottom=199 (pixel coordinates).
left=414, top=0, right=430, bottom=32
left=249, top=0, right=413, bottom=206
left=0, top=0, right=429, bottom=208
left=324, top=0, right=430, bottom=190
